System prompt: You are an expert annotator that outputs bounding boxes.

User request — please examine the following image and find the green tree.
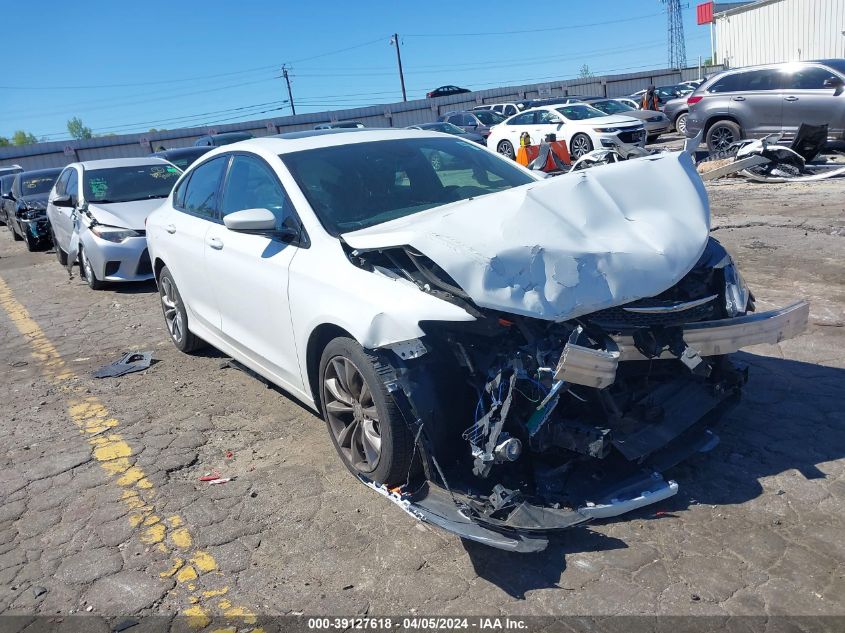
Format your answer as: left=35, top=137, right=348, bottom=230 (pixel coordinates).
left=12, top=130, right=38, bottom=145
left=67, top=117, right=93, bottom=140
left=578, top=63, right=594, bottom=79
left=0, top=136, right=9, bottom=147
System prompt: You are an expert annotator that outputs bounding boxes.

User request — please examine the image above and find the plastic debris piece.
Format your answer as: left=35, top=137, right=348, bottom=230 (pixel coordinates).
left=225, top=451, right=234, bottom=460
left=199, top=471, right=222, bottom=482
left=208, top=477, right=234, bottom=485
left=32, top=586, right=47, bottom=598
left=93, top=351, right=154, bottom=378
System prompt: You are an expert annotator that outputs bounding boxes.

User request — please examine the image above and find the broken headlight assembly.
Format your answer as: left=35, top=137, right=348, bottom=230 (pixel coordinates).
left=90, top=225, right=142, bottom=243
left=722, top=260, right=751, bottom=317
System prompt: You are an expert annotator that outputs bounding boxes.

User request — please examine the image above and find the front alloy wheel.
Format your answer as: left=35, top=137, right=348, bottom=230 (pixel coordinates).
left=570, top=133, right=593, bottom=158
left=323, top=355, right=382, bottom=473
left=80, top=249, right=105, bottom=290
left=319, top=337, right=415, bottom=485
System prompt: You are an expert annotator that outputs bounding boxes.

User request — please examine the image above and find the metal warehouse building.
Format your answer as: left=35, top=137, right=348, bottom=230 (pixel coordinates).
left=707, top=0, right=845, bottom=67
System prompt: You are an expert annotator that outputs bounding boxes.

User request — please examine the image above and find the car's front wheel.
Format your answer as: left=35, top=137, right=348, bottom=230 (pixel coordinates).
left=706, top=120, right=741, bottom=153
left=319, top=337, right=414, bottom=485
left=79, top=248, right=106, bottom=290
left=569, top=133, right=594, bottom=158
left=158, top=266, right=205, bottom=353
left=496, top=140, right=515, bottom=160
left=52, top=228, right=68, bottom=265
left=9, top=220, right=22, bottom=241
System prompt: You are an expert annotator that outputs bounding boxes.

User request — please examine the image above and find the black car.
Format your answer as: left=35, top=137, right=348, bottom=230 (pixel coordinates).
left=151, top=146, right=212, bottom=170
left=3, top=168, right=62, bottom=250
left=427, top=85, right=471, bottom=98
left=193, top=131, right=254, bottom=147
left=0, top=174, right=16, bottom=226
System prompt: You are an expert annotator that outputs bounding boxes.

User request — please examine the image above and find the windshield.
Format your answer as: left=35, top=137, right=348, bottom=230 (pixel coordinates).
left=590, top=100, right=633, bottom=114
left=21, top=173, right=59, bottom=196
left=473, top=110, right=505, bottom=125
left=556, top=104, right=607, bottom=120
left=281, top=138, right=534, bottom=236
left=83, top=164, right=181, bottom=203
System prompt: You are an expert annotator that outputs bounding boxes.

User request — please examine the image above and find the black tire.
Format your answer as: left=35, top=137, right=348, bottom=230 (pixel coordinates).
left=675, top=112, right=688, bottom=136
left=23, top=231, right=36, bottom=252
left=706, top=119, right=742, bottom=153
left=52, top=228, right=68, bottom=265
left=158, top=266, right=205, bottom=353
left=10, top=220, right=22, bottom=241
left=569, top=133, right=594, bottom=158
left=319, top=337, right=414, bottom=485
left=79, top=248, right=106, bottom=290
left=496, top=140, right=515, bottom=160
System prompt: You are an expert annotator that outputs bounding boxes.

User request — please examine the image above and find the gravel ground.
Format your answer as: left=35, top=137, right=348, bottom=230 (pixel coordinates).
left=0, top=156, right=843, bottom=628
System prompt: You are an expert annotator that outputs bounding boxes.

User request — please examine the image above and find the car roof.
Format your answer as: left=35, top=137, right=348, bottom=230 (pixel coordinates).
left=18, top=167, right=62, bottom=178
left=204, top=129, right=451, bottom=157
left=75, top=157, right=174, bottom=170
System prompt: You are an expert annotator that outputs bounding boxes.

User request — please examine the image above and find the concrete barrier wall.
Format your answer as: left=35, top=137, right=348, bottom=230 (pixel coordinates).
left=0, top=64, right=722, bottom=171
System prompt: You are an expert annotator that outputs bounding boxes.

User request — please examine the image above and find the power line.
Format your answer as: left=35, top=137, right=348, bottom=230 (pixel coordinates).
left=404, top=12, right=664, bottom=37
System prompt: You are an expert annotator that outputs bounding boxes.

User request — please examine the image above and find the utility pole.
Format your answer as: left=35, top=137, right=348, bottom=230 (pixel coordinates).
left=282, top=65, right=296, bottom=115
left=390, top=33, right=407, bottom=102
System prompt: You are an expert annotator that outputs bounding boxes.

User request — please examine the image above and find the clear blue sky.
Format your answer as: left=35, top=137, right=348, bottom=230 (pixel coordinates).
left=0, top=0, right=712, bottom=141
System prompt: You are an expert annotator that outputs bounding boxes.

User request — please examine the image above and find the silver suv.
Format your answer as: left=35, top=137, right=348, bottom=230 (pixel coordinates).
left=685, top=59, right=845, bottom=152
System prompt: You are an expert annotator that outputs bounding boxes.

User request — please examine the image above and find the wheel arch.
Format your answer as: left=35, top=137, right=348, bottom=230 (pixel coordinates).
left=704, top=114, right=742, bottom=135
left=305, top=322, right=356, bottom=414
left=153, top=256, right=167, bottom=281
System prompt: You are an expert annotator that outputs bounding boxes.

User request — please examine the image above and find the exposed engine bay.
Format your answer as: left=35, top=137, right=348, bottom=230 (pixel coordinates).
left=347, top=234, right=808, bottom=552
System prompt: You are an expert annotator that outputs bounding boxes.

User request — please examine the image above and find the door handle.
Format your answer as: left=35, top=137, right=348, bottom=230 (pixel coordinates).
left=784, top=96, right=799, bottom=102
left=207, top=237, right=224, bottom=250
left=165, top=224, right=176, bottom=234
left=732, top=96, right=746, bottom=101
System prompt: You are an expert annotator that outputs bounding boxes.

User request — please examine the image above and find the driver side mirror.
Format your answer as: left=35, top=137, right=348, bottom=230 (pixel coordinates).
left=1, top=192, right=13, bottom=201
left=52, top=194, right=74, bottom=208
left=824, top=76, right=844, bottom=96
left=223, top=208, right=299, bottom=242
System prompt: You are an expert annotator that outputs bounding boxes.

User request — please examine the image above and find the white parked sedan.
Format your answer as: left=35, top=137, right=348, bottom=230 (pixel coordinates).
left=146, top=130, right=807, bottom=551
left=46, top=157, right=181, bottom=289
left=487, top=104, right=646, bottom=159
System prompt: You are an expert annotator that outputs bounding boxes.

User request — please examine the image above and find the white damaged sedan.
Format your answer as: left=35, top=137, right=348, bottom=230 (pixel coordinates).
left=146, top=130, right=808, bottom=551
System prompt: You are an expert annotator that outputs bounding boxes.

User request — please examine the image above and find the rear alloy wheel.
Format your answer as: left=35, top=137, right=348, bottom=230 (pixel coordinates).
left=158, top=266, right=205, bottom=353
left=497, top=140, right=515, bottom=160
left=79, top=248, right=106, bottom=290
left=319, top=337, right=414, bottom=485
left=707, top=120, right=741, bottom=153
left=675, top=112, right=688, bottom=136
left=569, top=133, right=594, bottom=158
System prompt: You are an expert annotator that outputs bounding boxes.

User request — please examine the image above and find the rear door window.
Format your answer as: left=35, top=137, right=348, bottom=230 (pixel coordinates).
left=66, top=170, right=79, bottom=204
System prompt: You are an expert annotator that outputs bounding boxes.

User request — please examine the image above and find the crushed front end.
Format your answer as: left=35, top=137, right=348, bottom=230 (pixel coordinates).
left=355, top=238, right=808, bottom=552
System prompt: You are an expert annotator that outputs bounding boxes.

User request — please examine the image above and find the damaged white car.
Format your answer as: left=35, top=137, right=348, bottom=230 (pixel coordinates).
left=146, top=130, right=808, bottom=552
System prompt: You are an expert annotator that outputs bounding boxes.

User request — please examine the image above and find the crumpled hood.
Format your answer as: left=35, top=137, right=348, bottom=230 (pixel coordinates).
left=87, top=198, right=164, bottom=231
left=342, top=150, right=710, bottom=322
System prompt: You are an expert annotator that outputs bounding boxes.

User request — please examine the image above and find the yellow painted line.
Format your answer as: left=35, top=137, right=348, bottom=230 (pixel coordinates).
left=0, top=275, right=259, bottom=629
